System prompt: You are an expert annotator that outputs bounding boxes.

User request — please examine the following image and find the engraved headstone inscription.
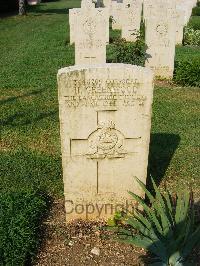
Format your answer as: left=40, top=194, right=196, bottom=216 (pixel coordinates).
left=58, top=64, right=154, bottom=221
left=144, top=0, right=176, bottom=79
left=121, top=0, right=142, bottom=42
left=72, top=0, right=109, bottom=64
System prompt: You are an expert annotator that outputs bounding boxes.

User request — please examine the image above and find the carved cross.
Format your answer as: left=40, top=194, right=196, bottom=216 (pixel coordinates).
left=84, top=56, right=96, bottom=64
left=70, top=111, right=141, bottom=194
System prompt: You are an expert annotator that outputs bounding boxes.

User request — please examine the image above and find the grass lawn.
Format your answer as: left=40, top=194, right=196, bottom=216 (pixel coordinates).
left=0, top=0, right=200, bottom=263
left=1, top=0, right=199, bottom=198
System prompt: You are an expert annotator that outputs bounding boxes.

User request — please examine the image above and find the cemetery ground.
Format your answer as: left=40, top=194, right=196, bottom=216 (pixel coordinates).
left=0, top=0, right=200, bottom=265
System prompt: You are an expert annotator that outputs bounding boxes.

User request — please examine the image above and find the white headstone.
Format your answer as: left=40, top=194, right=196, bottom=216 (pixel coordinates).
left=72, top=1, right=109, bottom=65
left=81, top=0, right=95, bottom=8
left=111, top=1, right=123, bottom=30
left=175, top=5, right=186, bottom=45
left=57, top=64, right=154, bottom=221
left=69, top=8, right=81, bottom=45
left=121, top=0, right=142, bottom=42
left=144, top=0, right=176, bottom=79
left=179, top=0, right=195, bottom=24
left=102, top=0, right=112, bottom=8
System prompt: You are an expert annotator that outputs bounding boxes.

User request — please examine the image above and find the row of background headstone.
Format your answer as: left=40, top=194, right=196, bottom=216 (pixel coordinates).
left=58, top=0, right=197, bottom=221
left=69, top=0, right=197, bottom=78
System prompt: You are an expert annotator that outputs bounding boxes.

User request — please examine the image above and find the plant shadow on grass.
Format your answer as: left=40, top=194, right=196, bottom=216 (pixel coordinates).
left=28, top=5, right=70, bottom=15
left=1, top=110, right=58, bottom=127
left=0, top=89, right=42, bottom=105
left=147, top=133, right=181, bottom=190
left=0, top=148, right=62, bottom=265
left=0, top=149, right=63, bottom=195
left=24, top=192, right=53, bottom=266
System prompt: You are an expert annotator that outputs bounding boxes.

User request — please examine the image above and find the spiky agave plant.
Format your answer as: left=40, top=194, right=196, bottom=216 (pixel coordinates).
left=108, top=177, right=200, bottom=266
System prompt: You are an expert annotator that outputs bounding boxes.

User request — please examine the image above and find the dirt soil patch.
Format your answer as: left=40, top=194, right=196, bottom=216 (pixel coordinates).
left=35, top=199, right=200, bottom=266
left=35, top=199, right=147, bottom=266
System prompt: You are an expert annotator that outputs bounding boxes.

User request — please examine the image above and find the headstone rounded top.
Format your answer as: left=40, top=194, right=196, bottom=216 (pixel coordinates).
left=57, top=63, right=153, bottom=77
left=81, top=0, right=95, bottom=9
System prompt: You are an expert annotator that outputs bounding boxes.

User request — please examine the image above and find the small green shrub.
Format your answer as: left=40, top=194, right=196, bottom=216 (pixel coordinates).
left=0, top=190, right=48, bottom=265
left=107, top=36, right=148, bottom=66
left=188, top=16, right=200, bottom=30
left=184, top=27, right=200, bottom=46
left=109, top=29, right=121, bottom=42
left=107, top=177, right=200, bottom=265
left=174, top=57, right=200, bottom=87
left=192, top=6, right=200, bottom=16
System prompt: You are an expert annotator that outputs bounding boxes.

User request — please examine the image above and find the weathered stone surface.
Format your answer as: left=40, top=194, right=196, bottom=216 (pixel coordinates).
left=111, top=1, right=123, bottom=30
left=102, top=0, right=112, bottom=8
left=175, top=5, right=185, bottom=45
left=69, top=8, right=80, bottom=45
left=58, top=64, right=154, bottom=221
left=69, top=1, right=109, bottom=64
left=144, top=0, right=176, bottom=79
left=176, top=0, right=196, bottom=25
left=121, top=0, right=142, bottom=42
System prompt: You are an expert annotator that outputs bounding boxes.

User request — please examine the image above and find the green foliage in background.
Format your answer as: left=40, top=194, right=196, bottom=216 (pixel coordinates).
left=0, top=190, right=48, bottom=265
left=176, top=28, right=200, bottom=86
left=107, top=35, right=148, bottom=66
left=188, top=16, right=200, bottom=30
left=184, top=26, right=200, bottom=46
left=108, top=178, right=200, bottom=266
left=192, top=6, right=200, bottom=16
left=173, top=57, right=200, bottom=87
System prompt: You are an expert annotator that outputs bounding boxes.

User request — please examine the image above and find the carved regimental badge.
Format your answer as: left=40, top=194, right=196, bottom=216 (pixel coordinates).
left=156, top=23, right=168, bottom=36
left=87, top=121, right=127, bottom=159
left=83, top=18, right=97, bottom=35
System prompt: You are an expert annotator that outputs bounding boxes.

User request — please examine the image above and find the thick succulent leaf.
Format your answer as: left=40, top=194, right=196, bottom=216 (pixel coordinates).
left=117, top=227, right=133, bottom=237
left=128, top=191, right=163, bottom=235
left=149, top=263, right=168, bottom=266
left=175, top=192, right=190, bottom=225
left=126, top=216, right=159, bottom=242
left=153, top=200, right=173, bottom=238
left=169, top=251, right=182, bottom=265
left=151, top=178, right=172, bottom=235
left=181, top=225, right=200, bottom=259
left=174, top=192, right=191, bottom=246
left=174, top=263, right=185, bottom=266
left=120, top=235, right=167, bottom=261
left=126, top=217, right=148, bottom=232
left=134, top=210, right=152, bottom=229
left=104, top=226, right=118, bottom=232
left=119, top=234, right=153, bottom=248
left=127, top=216, right=168, bottom=260
left=163, top=190, right=174, bottom=224
left=183, top=217, right=192, bottom=244
left=134, top=176, right=155, bottom=204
